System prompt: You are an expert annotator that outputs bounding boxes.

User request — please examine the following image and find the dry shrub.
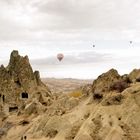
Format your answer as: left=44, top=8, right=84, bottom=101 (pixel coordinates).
left=46, top=129, right=58, bottom=138
left=110, top=81, right=129, bottom=92
left=93, top=93, right=103, bottom=100
left=68, top=89, right=82, bottom=98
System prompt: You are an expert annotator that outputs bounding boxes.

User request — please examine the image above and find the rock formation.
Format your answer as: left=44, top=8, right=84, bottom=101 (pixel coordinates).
left=128, top=68, right=140, bottom=82
left=0, top=50, right=51, bottom=114
left=92, top=69, right=121, bottom=93
left=0, top=51, right=140, bottom=140
left=92, top=69, right=131, bottom=95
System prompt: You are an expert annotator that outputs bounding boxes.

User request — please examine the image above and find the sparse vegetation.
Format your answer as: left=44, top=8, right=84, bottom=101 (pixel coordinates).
left=46, top=129, right=58, bottom=138
left=110, top=81, right=129, bottom=92
left=68, top=89, right=82, bottom=98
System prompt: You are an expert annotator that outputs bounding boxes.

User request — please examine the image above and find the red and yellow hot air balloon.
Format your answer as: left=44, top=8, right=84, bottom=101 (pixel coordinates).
left=57, top=53, right=64, bottom=61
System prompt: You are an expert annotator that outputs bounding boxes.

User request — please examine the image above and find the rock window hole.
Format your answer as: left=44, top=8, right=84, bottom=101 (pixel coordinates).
left=21, top=92, right=28, bottom=99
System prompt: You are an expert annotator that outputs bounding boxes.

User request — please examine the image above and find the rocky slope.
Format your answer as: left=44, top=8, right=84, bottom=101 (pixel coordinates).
left=0, top=51, right=140, bottom=140
left=0, top=50, right=52, bottom=138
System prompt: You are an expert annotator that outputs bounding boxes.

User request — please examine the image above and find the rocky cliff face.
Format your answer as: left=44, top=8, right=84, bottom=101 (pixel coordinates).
left=128, top=68, right=140, bottom=82
left=0, top=50, right=51, bottom=104
left=92, top=69, right=132, bottom=95
left=92, top=69, right=121, bottom=93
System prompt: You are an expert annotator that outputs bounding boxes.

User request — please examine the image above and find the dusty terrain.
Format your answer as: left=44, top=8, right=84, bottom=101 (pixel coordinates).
left=0, top=51, right=140, bottom=140
left=1, top=81, right=140, bottom=140
left=42, top=78, right=93, bottom=94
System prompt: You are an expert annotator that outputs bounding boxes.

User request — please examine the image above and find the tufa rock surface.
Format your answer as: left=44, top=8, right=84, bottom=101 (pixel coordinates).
left=0, top=50, right=51, bottom=105
left=128, top=68, right=140, bottom=82
left=92, top=69, right=121, bottom=93
left=92, top=69, right=131, bottom=95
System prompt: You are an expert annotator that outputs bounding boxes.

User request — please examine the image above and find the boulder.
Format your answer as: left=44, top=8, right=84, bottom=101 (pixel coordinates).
left=128, top=69, right=140, bottom=82
left=24, top=100, right=45, bottom=115
left=92, top=69, right=121, bottom=93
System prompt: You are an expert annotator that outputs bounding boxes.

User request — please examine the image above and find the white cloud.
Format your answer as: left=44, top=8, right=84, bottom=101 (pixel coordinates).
left=0, top=0, right=140, bottom=41
left=0, top=0, right=140, bottom=78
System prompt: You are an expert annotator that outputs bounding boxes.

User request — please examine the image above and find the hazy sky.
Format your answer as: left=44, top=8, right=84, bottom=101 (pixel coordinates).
left=0, top=0, right=140, bottom=79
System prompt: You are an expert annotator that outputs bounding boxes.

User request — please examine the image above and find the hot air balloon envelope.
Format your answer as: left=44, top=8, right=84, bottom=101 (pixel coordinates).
left=57, top=53, right=64, bottom=61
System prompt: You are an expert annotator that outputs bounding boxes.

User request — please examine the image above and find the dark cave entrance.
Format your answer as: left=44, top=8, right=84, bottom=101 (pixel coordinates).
left=21, top=92, right=28, bottom=99
left=93, top=93, right=103, bottom=100
left=15, top=79, right=21, bottom=87
left=2, top=95, right=5, bottom=102
left=9, top=106, right=18, bottom=112
left=0, top=94, right=5, bottom=102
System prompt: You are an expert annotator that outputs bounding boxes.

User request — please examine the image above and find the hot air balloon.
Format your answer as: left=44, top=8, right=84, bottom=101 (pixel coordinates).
left=57, top=53, right=64, bottom=61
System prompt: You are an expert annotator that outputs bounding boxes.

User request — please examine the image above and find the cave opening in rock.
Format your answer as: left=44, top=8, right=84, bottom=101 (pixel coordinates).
left=21, top=92, right=28, bottom=99
left=93, top=93, right=103, bottom=100
left=15, top=79, right=21, bottom=86
left=9, top=106, right=18, bottom=112
left=2, top=95, right=5, bottom=102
